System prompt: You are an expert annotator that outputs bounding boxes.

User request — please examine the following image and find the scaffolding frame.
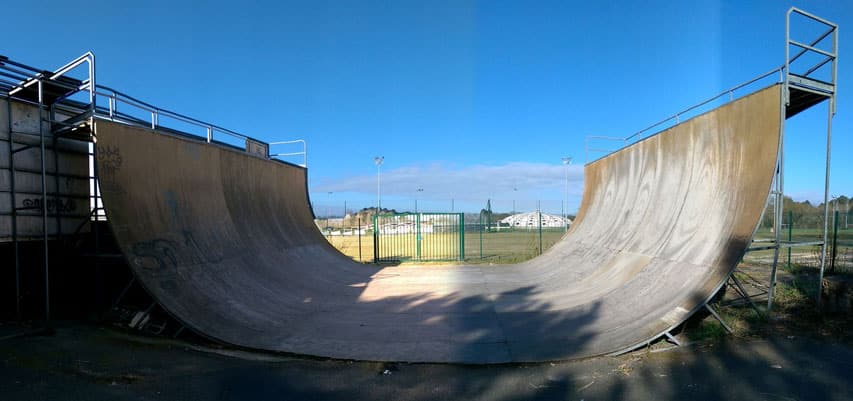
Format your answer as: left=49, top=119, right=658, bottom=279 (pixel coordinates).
left=1, top=53, right=95, bottom=322
left=1, top=51, right=307, bottom=322
left=765, top=8, right=838, bottom=310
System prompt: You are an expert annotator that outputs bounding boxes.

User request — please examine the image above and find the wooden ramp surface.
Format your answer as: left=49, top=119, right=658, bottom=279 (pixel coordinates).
left=95, top=85, right=781, bottom=363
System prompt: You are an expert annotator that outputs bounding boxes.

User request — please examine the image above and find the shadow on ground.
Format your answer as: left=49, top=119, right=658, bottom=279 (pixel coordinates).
left=1, top=320, right=851, bottom=401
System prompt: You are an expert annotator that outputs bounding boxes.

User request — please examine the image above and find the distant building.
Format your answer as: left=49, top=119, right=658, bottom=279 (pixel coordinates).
left=500, top=212, right=570, bottom=228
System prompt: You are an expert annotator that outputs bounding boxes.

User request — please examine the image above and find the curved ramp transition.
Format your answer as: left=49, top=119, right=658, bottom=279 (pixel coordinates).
left=95, top=85, right=781, bottom=363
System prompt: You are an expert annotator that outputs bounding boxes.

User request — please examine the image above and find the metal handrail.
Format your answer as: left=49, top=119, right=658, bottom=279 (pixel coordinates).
left=269, top=139, right=307, bottom=167
left=94, top=85, right=262, bottom=143
left=2, top=52, right=307, bottom=165
left=585, top=8, right=837, bottom=165
left=786, top=6, right=837, bottom=113
left=624, top=66, right=783, bottom=143
left=584, top=65, right=784, bottom=163
left=91, top=85, right=309, bottom=165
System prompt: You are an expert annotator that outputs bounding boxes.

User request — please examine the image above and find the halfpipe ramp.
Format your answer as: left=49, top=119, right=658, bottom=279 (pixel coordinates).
left=94, top=85, right=781, bottom=363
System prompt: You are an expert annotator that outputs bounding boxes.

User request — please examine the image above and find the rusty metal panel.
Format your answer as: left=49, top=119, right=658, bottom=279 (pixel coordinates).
left=245, top=138, right=268, bottom=158
left=95, top=85, right=781, bottom=363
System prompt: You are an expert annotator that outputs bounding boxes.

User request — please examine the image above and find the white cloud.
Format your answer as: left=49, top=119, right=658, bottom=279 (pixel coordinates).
left=312, top=161, right=584, bottom=201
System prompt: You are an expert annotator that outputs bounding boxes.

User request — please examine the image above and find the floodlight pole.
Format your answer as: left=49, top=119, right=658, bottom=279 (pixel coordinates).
left=326, top=191, right=333, bottom=230
left=415, top=187, right=423, bottom=213
left=374, top=156, right=384, bottom=213
left=512, top=187, right=517, bottom=217
left=562, top=157, right=572, bottom=231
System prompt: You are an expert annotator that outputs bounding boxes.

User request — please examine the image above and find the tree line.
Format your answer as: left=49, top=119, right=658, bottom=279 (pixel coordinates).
left=761, top=195, right=851, bottom=229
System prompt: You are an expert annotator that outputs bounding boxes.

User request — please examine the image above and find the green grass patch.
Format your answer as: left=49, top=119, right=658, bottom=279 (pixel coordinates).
left=773, top=280, right=814, bottom=308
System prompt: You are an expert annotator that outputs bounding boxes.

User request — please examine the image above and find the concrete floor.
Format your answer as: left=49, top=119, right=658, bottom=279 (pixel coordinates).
left=1, top=321, right=851, bottom=401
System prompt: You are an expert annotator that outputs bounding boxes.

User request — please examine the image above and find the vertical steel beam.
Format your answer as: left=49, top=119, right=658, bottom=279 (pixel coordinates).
left=51, top=109, right=62, bottom=243
left=8, top=98, right=21, bottom=320
left=817, top=103, right=834, bottom=308
left=88, top=52, right=96, bottom=114
left=38, top=79, right=50, bottom=322
left=830, top=210, right=839, bottom=273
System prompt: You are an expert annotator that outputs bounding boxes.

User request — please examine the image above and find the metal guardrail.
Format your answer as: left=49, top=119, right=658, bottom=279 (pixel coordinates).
left=584, top=66, right=784, bottom=163
left=92, top=86, right=308, bottom=167
left=269, top=139, right=307, bottom=167
left=1, top=52, right=307, bottom=168
left=585, top=8, right=838, bottom=165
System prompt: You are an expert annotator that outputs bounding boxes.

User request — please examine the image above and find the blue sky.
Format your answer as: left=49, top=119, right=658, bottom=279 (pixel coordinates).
left=3, top=1, right=850, bottom=215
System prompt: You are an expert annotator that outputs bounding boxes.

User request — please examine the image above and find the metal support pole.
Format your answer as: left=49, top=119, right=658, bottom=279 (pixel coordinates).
left=110, top=277, right=136, bottom=310
left=38, top=79, right=50, bottom=323
left=373, top=214, right=378, bottom=263
left=173, top=325, right=185, bottom=339
left=8, top=97, right=21, bottom=320
left=730, top=274, right=762, bottom=316
left=91, top=122, right=103, bottom=310
left=817, top=103, right=833, bottom=309
left=830, top=210, right=839, bottom=274
left=704, top=304, right=733, bottom=334
left=88, top=53, right=96, bottom=113
left=664, top=331, right=682, bottom=346
left=51, top=116, right=62, bottom=244
left=374, top=156, right=383, bottom=212
left=787, top=210, right=793, bottom=270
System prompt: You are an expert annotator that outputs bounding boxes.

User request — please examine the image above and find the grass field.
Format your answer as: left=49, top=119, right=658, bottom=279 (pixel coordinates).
left=323, top=229, right=567, bottom=264
left=323, top=225, right=852, bottom=268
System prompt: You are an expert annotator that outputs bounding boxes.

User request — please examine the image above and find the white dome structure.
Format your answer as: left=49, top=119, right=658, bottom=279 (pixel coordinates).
left=500, top=212, right=570, bottom=228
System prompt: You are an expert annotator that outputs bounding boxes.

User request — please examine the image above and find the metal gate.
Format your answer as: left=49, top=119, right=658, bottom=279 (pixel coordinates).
left=373, top=212, right=464, bottom=262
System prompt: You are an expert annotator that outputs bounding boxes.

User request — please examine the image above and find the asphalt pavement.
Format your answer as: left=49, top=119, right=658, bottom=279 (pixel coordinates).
left=1, top=321, right=851, bottom=401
